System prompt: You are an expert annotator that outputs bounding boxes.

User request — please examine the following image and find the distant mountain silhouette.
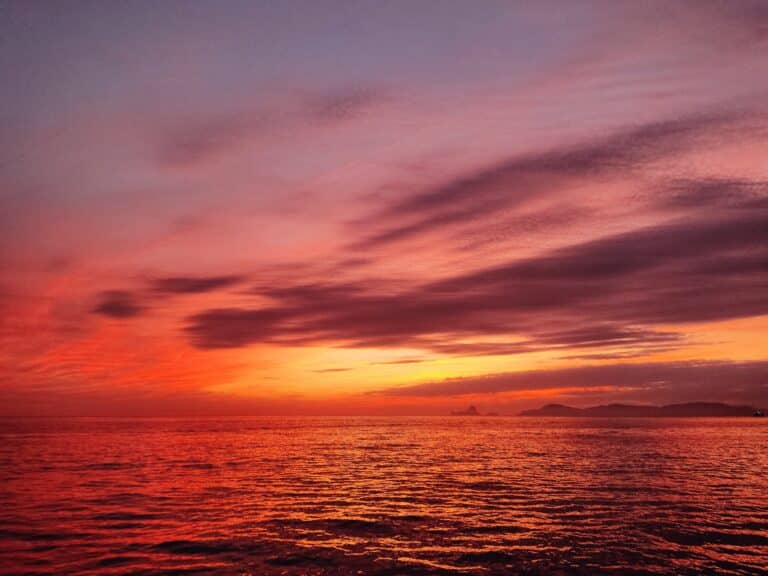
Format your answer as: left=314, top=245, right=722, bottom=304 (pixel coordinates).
left=519, top=402, right=762, bottom=417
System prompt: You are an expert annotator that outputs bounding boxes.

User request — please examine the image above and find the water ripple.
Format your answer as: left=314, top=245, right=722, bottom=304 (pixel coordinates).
left=1, top=416, right=766, bottom=575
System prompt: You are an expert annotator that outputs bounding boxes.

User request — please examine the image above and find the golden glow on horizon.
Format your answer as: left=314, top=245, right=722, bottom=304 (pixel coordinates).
left=2, top=1, right=767, bottom=416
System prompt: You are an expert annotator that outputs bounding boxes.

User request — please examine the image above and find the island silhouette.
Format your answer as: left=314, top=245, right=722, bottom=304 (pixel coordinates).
left=451, top=405, right=480, bottom=416
left=450, top=405, right=500, bottom=416
left=519, top=402, right=765, bottom=417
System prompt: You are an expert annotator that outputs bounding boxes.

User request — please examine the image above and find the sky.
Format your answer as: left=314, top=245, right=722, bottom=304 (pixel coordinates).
left=1, top=0, right=768, bottom=416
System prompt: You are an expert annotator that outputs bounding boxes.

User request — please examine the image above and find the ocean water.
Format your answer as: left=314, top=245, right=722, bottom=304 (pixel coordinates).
left=1, top=417, right=766, bottom=575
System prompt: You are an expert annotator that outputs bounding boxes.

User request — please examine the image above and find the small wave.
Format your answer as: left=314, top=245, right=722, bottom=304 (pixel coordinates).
left=657, top=527, right=768, bottom=547
left=266, top=550, right=338, bottom=567
left=179, top=461, right=216, bottom=470
left=152, top=539, right=238, bottom=555
left=456, top=550, right=517, bottom=564
left=269, top=517, right=398, bottom=536
left=93, top=511, right=163, bottom=521
left=151, top=537, right=273, bottom=559
left=0, top=528, right=92, bottom=542
left=471, top=524, right=529, bottom=534
left=94, top=554, right=145, bottom=567
left=80, top=461, right=136, bottom=470
left=463, top=480, right=510, bottom=491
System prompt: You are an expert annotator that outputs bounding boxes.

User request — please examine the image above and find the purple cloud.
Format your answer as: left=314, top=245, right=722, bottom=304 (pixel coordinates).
left=372, top=361, right=768, bottom=402
left=184, top=204, right=768, bottom=354
left=93, top=291, right=144, bottom=319
left=151, top=274, right=246, bottom=294
left=349, top=111, right=747, bottom=250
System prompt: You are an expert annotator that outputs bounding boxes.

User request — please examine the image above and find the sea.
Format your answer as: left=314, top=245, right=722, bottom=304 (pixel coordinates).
left=1, top=417, right=766, bottom=575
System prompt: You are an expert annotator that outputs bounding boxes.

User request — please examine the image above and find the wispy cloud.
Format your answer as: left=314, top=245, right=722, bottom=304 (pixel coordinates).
left=158, top=87, right=386, bottom=168
left=372, top=361, right=768, bottom=401
left=651, top=178, right=768, bottom=210
left=349, top=111, right=745, bottom=250
left=93, top=291, right=144, bottom=319
left=313, top=367, right=352, bottom=373
left=184, top=205, right=768, bottom=353
left=308, top=88, right=384, bottom=122
left=150, top=274, right=246, bottom=294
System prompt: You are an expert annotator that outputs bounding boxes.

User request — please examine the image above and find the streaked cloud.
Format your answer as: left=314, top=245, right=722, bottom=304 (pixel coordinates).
left=184, top=207, right=768, bottom=356
left=349, top=111, right=747, bottom=250
left=158, top=87, right=386, bottom=168
left=93, top=291, right=144, bottom=319
left=150, top=274, right=246, bottom=294
left=373, top=361, right=768, bottom=401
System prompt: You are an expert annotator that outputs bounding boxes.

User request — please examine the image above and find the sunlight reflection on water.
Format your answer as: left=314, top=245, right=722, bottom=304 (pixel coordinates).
left=1, top=417, right=766, bottom=575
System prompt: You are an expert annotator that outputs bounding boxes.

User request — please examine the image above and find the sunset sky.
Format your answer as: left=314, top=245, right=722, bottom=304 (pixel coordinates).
left=1, top=0, right=767, bottom=416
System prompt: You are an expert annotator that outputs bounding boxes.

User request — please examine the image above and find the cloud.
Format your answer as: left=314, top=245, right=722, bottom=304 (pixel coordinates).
left=308, top=88, right=383, bottom=122
left=701, top=0, right=768, bottom=44
left=151, top=274, right=246, bottom=294
left=313, top=367, right=352, bottom=373
left=372, top=361, right=768, bottom=401
left=185, top=308, right=290, bottom=348
left=455, top=204, right=594, bottom=252
left=160, top=112, right=259, bottom=167
left=423, top=326, right=682, bottom=357
left=371, top=358, right=427, bottom=365
left=90, top=275, right=247, bottom=321
left=349, top=111, right=745, bottom=249
left=92, top=291, right=144, bottom=318
left=184, top=204, right=768, bottom=354
left=653, top=178, right=768, bottom=210
left=159, top=87, right=384, bottom=167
